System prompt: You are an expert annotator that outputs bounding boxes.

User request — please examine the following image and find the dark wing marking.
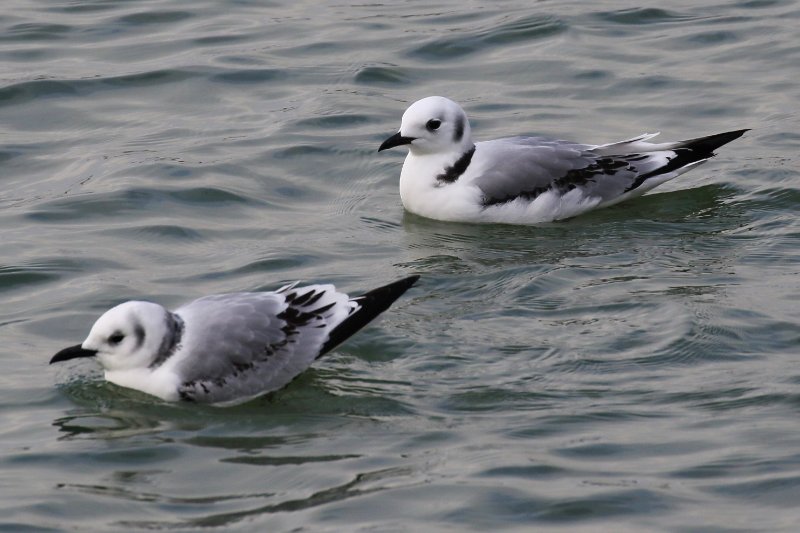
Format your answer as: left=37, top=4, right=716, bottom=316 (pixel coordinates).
left=474, top=137, right=677, bottom=206
left=174, top=290, right=339, bottom=403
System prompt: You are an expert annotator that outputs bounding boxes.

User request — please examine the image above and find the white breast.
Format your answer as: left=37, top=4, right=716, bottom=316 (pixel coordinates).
left=399, top=153, right=484, bottom=222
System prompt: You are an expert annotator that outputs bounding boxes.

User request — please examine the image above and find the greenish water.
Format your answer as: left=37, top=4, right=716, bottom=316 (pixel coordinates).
left=2, top=0, right=799, bottom=530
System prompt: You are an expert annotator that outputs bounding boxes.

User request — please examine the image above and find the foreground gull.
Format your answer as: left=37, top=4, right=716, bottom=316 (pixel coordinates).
left=379, top=96, right=747, bottom=224
left=50, top=276, right=419, bottom=405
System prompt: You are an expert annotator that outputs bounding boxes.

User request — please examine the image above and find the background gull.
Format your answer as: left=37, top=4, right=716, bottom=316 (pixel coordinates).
left=379, top=96, right=748, bottom=225
left=50, top=275, right=419, bottom=406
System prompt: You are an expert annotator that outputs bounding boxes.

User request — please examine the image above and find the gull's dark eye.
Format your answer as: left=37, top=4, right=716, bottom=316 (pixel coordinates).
left=426, top=119, right=441, bottom=131
left=109, top=332, right=125, bottom=345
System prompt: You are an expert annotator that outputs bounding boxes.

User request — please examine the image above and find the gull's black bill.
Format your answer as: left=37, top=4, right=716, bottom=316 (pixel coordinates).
left=50, top=344, right=98, bottom=365
left=378, top=132, right=415, bottom=152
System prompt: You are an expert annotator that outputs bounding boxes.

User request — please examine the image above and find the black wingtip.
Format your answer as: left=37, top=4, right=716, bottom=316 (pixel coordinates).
left=677, top=129, right=750, bottom=156
left=318, top=275, right=420, bottom=357
left=624, top=128, right=749, bottom=192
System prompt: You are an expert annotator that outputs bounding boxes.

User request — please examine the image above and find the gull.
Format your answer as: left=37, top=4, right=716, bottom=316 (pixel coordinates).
left=379, top=96, right=747, bottom=224
left=50, top=275, right=419, bottom=405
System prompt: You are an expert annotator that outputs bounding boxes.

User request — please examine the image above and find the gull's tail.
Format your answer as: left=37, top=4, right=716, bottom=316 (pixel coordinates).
left=318, top=275, right=420, bottom=357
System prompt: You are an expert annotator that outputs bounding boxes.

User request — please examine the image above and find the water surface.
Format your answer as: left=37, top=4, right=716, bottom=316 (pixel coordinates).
left=1, top=0, right=799, bottom=531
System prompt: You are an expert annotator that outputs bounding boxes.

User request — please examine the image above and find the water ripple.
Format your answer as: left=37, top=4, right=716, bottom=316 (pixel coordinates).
left=408, top=14, right=567, bottom=60
left=593, top=7, right=695, bottom=25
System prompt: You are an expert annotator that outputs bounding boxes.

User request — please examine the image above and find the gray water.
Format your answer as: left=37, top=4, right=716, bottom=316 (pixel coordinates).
left=2, top=0, right=799, bottom=531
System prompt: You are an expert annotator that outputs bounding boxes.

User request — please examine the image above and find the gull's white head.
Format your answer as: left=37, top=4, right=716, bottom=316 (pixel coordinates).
left=50, top=301, right=181, bottom=371
left=379, top=96, right=473, bottom=156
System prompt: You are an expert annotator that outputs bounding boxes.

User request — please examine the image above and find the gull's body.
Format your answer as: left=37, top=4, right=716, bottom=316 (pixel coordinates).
left=379, top=96, right=747, bottom=225
left=50, top=276, right=419, bottom=405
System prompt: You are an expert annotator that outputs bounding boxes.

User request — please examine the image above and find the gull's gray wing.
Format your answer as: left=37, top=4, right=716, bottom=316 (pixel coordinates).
left=473, top=137, right=667, bottom=206
left=172, top=286, right=348, bottom=404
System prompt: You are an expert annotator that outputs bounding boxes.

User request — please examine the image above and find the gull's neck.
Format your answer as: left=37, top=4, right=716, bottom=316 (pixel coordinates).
left=435, top=145, right=476, bottom=185
left=149, top=312, right=184, bottom=369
